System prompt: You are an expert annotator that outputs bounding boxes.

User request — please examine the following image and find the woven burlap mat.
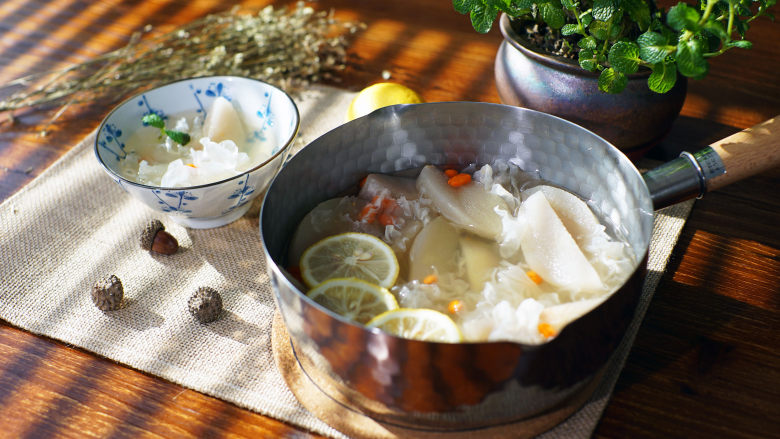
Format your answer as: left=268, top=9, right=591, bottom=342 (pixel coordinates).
left=0, top=85, right=694, bottom=438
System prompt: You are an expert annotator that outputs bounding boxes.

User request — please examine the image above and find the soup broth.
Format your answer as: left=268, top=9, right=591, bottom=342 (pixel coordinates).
left=289, top=161, right=635, bottom=344
left=118, top=96, right=277, bottom=187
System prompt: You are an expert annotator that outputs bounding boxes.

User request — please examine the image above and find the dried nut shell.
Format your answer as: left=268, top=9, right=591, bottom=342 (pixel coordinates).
left=140, top=219, right=165, bottom=251
left=140, top=219, right=178, bottom=255
left=188, top=287, right=223, bottom=323
left=92, top=275, right=123, bottom=311
left=151, top=230, right=179, bottom=255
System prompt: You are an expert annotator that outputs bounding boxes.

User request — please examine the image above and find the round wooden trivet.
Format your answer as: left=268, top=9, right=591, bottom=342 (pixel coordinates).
left=271, top=311, right=600, bottom=439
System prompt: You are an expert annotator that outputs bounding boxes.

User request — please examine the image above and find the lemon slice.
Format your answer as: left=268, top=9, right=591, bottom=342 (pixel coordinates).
left=300, top=232, right=400, bottom=288
left=347, top=82, right=423, bottom=121
left=366, top=309, right=463, bottom=343
left=307, top=278, right=399, bottom=324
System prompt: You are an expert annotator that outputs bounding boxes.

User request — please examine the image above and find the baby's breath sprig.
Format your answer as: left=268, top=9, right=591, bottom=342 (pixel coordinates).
left=0, top=3, right=364, bottom=127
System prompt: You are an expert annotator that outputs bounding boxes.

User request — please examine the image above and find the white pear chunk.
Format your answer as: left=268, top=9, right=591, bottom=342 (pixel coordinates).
left=416, top=165, right=507, bottom=240
left=359, top=174, right=419, bottom=201
left=539, top=297, right=606, bottom=332
left=203, top=96, right=246, bottom=144
left=518, top=191, right=602, bottom=292
left=459, top=234, right=501, bottom=291
left=523, top=185, right=604, bottom=248
left=408, top=216, right=460, bottom=281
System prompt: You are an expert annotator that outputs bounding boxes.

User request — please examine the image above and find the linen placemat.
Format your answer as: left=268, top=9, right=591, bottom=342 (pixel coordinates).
left=0, top=85, right=694, bottom=438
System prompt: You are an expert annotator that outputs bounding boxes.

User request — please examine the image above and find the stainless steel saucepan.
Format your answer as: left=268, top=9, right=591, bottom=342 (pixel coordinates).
left=260, top=103, right=778, bottom=430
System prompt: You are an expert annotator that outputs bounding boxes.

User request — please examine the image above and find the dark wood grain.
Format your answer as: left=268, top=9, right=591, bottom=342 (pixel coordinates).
left=1, top=0, right=778, bottom=438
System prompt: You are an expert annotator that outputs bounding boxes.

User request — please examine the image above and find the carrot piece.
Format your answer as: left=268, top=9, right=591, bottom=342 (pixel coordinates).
left=538, top=323, right=556, bottom=338
left=186, top=163, right=197, bottom=168
left=380, top=198, right=397, bottom=210
left=444, top=169, right=458, bottom=177
left=422, top=274, right=438, bottom=285
left=526, top=270, right=543, bottom=285
left=378, top=213, right=394, bottom=226
left=358, top=204, right=377, bottom=223
left=447, top=173, right=471, bottom=187
left=448, top=300, right=463, bottom=314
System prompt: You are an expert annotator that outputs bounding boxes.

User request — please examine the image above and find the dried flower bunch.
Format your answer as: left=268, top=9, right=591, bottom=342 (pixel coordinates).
left=0, top=2, right=363, bottom=124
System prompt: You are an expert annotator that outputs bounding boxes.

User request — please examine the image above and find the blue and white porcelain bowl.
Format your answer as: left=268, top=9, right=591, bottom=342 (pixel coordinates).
left=94, top=76, right=299, bottom=228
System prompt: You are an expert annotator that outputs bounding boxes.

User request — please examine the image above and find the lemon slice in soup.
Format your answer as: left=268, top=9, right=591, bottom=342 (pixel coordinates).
left=300, top=232, right=399, bottom=288
left=367, top=309, right=462, bottom=343
left=307, top=278, right=398, bottom=324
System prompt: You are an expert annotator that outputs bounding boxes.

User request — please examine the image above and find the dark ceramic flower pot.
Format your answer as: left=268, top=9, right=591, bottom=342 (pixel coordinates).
left=495, top=14, right=687, bottom=160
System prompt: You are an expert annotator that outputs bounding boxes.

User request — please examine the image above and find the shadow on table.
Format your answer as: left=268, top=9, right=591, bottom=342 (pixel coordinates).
left=612, top=225, right=778, bottom=393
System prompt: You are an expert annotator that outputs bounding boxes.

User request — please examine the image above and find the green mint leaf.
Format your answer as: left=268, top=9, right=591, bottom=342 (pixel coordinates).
left=580, top=10, right=593, bottom=27
left=648, top=61, right=677, bottom=93
left=608, top=10, right=624, bottom=38
left=589, top=20, right=610, bottom=40
left=164, top=129, right=191, bottom=146
left=667, top=3, right=701, bottom=32
left=636, top=31, right=665, bottom=48
left=728, top=39, right=753, bottom=49
left=578, top=36, right=598, bottom=49
left=623, top=0, right=651, bottom=31
left=142, top=113, right=165, bottom=129
left=592, top=0, right=617, bottom=21
left=561, top=23, right=579, bottom=35
left=598, top=68, right=627, bottom=93
left=735, top=1, right=750, bottom=16
left=637, top=31, right=674, bottom=63
left=453, top=0, right=469, bottom=14
left=608, top=41, right=641, bottom=74
left=703, top=21, right=728, bottom=40
left=485, top=0, right=515, bottom=14
left=734, top=19, right=750, bottom=37
left=561, top=0, right=577, bottom=9
left=540, top=2, right=566, bottom=29
left=453, top=0, right=481, bottom=14
left=676, top=39, right=709, bottom=78
left=578, top=49, right=598, bottom=71
left=469, top=2, right=499, bottom=33
left=516, top=0, right=535, bottom=9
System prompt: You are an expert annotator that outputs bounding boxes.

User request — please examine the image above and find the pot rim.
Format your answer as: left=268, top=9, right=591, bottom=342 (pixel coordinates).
left=498, top=13, right=651, bottom=79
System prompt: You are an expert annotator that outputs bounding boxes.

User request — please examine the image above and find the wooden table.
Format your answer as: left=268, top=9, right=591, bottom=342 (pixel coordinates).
left=1, top=1, right=777, bottom=437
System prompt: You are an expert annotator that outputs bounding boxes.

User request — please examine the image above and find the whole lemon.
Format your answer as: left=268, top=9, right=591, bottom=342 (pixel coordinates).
left=346, top=82, right=424, bottom=121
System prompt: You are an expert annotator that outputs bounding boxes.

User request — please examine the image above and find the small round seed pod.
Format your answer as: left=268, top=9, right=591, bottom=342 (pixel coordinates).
left=92, top=275, right=124, bottom=311
left=188, top=287, right=223, bottom=323
left=140, top=219, right=178, bottom=255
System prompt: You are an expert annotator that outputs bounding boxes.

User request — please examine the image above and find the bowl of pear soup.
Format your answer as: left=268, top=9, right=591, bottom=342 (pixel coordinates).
left=260, top=102, right=653, bottom=429
left=95, top=76, right=299, bottom=228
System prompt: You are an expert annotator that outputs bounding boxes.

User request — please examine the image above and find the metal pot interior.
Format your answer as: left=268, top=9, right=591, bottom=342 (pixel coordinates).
left=260, top=102, right=654, bottom=429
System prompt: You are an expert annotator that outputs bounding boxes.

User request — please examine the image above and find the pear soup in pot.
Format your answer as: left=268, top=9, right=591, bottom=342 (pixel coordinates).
left=260, top=103, right=778, bottom=429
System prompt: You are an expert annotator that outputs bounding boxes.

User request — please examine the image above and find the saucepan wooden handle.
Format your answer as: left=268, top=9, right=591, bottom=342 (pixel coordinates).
left=707, top=116, right=780, bottom=191
left=643, top=115, right=780, bottom=209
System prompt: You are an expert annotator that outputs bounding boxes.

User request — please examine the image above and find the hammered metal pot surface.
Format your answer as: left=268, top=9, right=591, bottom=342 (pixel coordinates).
left=495, top=14, right=687, bottom=160
left=260, top=103, right=654, bottom=430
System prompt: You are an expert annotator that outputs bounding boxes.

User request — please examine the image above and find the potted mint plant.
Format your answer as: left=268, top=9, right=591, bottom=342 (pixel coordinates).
left=453, top=0, right=775, bottom=157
